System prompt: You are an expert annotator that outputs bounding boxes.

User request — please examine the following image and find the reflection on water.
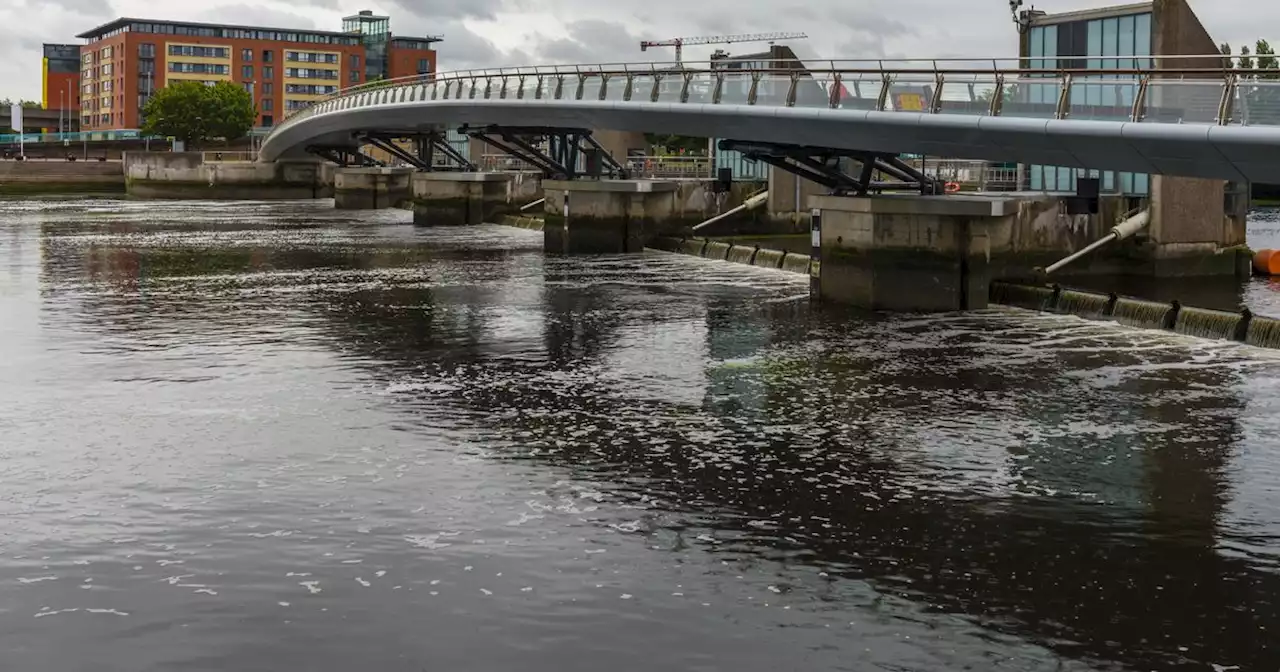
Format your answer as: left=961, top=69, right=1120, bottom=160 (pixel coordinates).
left=3, top=200, right=1280, bottom=671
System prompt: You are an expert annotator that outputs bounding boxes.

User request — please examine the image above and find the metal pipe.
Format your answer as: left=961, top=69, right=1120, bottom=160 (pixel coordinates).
left=692, top=190, right=768, bottom=232
left=1043, top=208, right=1150, bottom=275
left=519, top=197, right=545, bottom=211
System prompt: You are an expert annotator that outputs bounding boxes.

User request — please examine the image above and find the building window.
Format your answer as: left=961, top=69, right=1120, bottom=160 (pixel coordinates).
left=264, top=66, right=273, bottom=80
left=242, top=65, right=253, bottom=79
left=139, top=43, right=155, bottom=58
left=284, top=67, right=337, bottom=80
left=262, top=50, right=274, bottom=63
left=242, top=48, right=253, bottom=61
left=350, top=54, right=360, bottom=70
left=168, top=62, right=230, bottom=75
left=350, top=71, right=359, bottom=83
left=285, top=84, right=338, bottom=95
left=262, top=82, right=273, bottom=94
left=167, top=45, right=229, bottom=59
left=262, top=115, right=273, bottom=127
left=262, top=98, right=273, bottom=111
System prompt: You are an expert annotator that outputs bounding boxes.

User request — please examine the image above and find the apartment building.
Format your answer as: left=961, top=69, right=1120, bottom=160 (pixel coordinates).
left=73, top=12, right=440, bottom=132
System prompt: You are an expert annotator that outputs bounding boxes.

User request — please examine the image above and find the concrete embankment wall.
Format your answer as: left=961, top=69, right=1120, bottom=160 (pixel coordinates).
left=0, top=160, right=125, bottom=195
left=124, top=153, right=333, bottom=200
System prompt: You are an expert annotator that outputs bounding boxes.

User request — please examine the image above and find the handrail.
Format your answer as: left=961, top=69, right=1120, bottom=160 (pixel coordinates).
left=263, top=54, right=1280, bottom=148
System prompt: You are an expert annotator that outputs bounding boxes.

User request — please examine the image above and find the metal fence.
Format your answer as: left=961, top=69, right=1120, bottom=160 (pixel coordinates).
left=268, top=55, right=1280, bottom=145
left=202, top=151, right=258, bottom=163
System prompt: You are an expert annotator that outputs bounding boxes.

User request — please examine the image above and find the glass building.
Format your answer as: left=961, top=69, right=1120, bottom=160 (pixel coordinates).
left=1024, top=5, right=1153, bottom=195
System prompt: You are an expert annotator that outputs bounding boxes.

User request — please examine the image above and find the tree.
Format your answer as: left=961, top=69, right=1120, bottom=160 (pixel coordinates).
left=1238, top=38, right=1280, bottom=125
left=141, top=81, right=254, bottom=148
left=1257, top=39, right=1278, bottom=79
left=0, top=99, right=42, bottom=109
left=1222, top=42, right=1234, bottom=69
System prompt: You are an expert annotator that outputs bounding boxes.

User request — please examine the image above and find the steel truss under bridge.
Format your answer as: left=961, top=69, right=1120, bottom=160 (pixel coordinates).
left=306, top=144, right=383, bottom=167
left=357, top=131, right=476, bottom=171
left=459, top=125, right=628, bottom=180
left=718, top=140, right=944, bottom=196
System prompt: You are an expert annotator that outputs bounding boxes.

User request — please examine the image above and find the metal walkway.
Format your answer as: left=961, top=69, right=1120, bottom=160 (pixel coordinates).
left=258, top=56, right=1280, bottom=183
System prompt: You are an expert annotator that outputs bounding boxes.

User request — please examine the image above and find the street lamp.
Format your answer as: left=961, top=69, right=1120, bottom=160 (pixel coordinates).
left=245, top=80, right=256, bottom=155
left=144, top=69, right=154, bottom=150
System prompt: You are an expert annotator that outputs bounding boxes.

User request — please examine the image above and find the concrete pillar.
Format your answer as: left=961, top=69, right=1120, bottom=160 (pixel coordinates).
left=333, top=167, right=413, bottom=209
left=813, top=194, right=1027, bottom=311
left=542, top=179, right=689, bottom=253
left=409, top=172, right=542, bottom=225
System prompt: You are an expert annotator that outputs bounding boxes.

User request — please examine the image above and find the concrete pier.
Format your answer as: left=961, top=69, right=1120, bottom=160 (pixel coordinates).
left=333, top=167, right=413, bottom=209
left=811, top=191, right=1252, bottom=312
left=408, top=172, right=540, bottom=226
left=542, top=179, right=695, bottom=254
left=125, top=152, right=332, bottom=199
left=813, top=194, right=1014, bottom=311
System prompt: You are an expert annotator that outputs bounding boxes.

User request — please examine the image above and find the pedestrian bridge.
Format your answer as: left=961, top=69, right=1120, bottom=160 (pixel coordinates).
left=258, top=56, right=1280, bottom=183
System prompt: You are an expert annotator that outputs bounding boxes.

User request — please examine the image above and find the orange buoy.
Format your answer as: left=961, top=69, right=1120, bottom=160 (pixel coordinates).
left=944, top=181, right=960, bottom=194
left=1255, top=249, right=1280, bottom=276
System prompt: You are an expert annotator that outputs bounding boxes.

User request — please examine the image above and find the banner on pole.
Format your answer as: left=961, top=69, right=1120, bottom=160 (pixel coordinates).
left=10, top=104, right=21, bottom=133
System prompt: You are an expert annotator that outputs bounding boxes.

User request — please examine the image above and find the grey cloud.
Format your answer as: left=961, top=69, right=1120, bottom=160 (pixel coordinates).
left=396, top=16, right=533, bottom=70
left=381, top=0, right=506, bottom=23
left=197, top=5, right=320, bottom=29
left=537, top=20, right=644, bottom=64
left=43, top=0, right=115, bottom=19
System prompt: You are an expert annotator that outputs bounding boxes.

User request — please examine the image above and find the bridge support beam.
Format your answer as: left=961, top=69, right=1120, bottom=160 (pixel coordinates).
left=718, top=140, right=943, bottom=196
left=333, top=166, right=413, bottom=210
left=542, top=180, right=693, bottom=254
left=408, top=171, right=542, bottom=226
left=461, top=125, right=627, bottom=179
left=357, top=132, right=477, bottom=172
left=307, top=145, right=381, bottom=168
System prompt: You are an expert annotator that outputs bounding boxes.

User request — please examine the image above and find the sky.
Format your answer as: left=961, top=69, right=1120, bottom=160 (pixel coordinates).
left=2, top=0, right=1268, bottom=102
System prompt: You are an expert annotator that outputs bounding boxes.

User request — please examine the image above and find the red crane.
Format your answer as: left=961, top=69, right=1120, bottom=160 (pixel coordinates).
left=639, top=32, right=808, bottom=65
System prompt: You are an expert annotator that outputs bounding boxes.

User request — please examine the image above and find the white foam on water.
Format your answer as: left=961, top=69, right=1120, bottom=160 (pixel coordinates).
left=355, top=578, right=370, bottom=587
left=17, top=577, right=57, bottom=584
left=404, top=534, right=452, bottom=550
left=375, top=571, right=386, bottom=578
left=85, top=609, right=129, bottom=616
left=299, top=581, right=322, bottom=594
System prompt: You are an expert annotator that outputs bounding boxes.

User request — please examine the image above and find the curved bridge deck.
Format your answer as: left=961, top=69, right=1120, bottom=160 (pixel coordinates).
left=260, top=57, right=1280, bottom=183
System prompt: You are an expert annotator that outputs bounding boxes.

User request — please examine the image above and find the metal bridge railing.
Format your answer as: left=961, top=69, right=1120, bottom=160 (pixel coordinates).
left=264, top=55, right=1280, bottom=149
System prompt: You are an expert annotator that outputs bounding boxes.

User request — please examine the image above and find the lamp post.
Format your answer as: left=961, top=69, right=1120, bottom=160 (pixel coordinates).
left=144, top=69, right=153, bottom=151
left=246, top=80, right=256, bottom=155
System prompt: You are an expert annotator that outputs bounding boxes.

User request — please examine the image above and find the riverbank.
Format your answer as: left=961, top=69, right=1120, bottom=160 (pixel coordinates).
left=0, top=160, right=125, bottom=196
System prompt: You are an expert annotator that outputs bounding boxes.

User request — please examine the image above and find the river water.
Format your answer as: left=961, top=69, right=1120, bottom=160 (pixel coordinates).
left=3, top=199, right=1280, bottom=671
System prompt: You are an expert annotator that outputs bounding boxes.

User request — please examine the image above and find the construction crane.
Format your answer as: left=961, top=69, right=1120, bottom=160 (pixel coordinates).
left=639, top=32, right=808, bottom=65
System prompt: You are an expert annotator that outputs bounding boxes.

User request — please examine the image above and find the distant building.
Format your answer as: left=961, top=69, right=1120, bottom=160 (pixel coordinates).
left=69, top=11, right=440, bottom=132
left=42, top=44, right=81, bottom=115
left=1016, top=0, right=1221, bottom=196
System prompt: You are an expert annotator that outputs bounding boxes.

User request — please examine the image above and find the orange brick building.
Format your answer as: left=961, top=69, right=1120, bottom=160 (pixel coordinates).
left=72, top=12, right=439, bottom=132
